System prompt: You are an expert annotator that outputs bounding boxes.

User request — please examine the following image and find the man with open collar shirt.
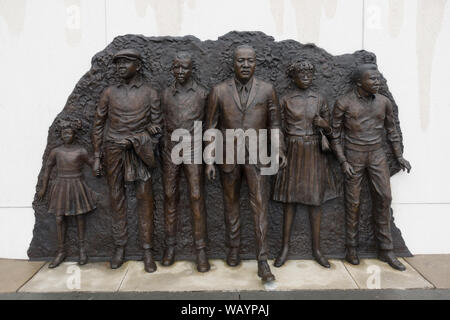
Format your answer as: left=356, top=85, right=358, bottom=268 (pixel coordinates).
left=92, top=48, right=162, bottom=273
left=331, top=63, right=411, bottom=271
left=159, top=51, right=210, bottom=272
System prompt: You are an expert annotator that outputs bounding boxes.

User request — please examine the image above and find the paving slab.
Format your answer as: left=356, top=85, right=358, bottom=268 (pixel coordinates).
left=119, top=260, right=265, bottom=292
left=343, top=258, right=434, bottom=289
left=0, top=259, right=45, bottom=293
left=119, top=259, right=358, bottom=292
left=19, top=261, right=130, bottom=293
left=269, top=259, right=358, bottom=290
left=8, top=257, right=438, bottom=293
left=405, top=254, right=450, bottom=289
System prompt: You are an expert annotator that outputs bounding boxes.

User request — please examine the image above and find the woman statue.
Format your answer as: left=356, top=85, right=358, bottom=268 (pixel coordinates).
left=273, top=59, right=337, bottom=268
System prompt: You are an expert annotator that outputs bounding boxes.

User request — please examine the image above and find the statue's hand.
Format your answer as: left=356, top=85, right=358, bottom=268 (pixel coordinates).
left=93, top=158, right=103, bottom=177
left=397, top=156, right=411, bottom=173
left=279, top=153, right=287, bottom=169
left=313, top=115, right=329, bottom=129
left=36, top=188, right=46, bottom=201
left=341, top=161, right=356, bottom=178
left=115, top=139, right=132, bottom=150
left=147, top=124, right=162, bottom=135
left=205, top=164, right=216, bottom=181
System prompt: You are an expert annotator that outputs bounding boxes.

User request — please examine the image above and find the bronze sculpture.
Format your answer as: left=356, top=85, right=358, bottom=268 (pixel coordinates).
left=159, top=52, right=210, bottom=272
left=29, top=32, right=412, bottom=265
left=331, top=63, right=411, bottom=271
left=205, top=45, right=287, bottom=282
left=37, top=118, right=96, bottom=268
left=273, top=59, right=337, bottom=268
left=92, top=48, right=163, bottom=273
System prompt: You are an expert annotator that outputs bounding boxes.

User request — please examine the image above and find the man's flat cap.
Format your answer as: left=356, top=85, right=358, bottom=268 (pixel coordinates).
left=113, top=48, right=142, bottom=62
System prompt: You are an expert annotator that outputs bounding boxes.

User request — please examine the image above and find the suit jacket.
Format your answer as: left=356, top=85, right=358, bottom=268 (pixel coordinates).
left=205, top=77, right=285, bottom=173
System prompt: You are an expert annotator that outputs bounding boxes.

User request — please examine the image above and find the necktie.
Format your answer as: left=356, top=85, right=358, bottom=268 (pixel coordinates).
left=240, top=86, right=249, bottom=107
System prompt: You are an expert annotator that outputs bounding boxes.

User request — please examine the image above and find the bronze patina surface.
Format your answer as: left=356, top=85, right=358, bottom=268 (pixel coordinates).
left=29, top=32, right=411, bottom=263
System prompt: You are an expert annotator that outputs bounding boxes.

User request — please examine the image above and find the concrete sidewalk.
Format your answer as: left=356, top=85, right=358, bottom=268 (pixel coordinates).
left=0, top=255, right=449, bottom=299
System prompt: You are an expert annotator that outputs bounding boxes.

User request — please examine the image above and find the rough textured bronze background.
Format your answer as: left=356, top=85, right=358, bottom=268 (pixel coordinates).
left=28, top=31, right=411, bottom=261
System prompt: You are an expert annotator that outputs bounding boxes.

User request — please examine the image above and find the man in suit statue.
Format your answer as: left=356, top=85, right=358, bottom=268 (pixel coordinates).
left=205, top=45, right=287, bottom=282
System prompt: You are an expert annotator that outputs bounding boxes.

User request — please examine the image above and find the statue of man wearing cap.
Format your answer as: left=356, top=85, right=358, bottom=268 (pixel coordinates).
left=92, top=48, right=163, bottom=272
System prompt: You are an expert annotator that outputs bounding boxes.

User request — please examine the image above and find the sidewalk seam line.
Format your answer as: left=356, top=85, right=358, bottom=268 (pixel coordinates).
left=401, top=258, right=436, bottom=289
left=117, top=263, right=130, bottom=292
left=342, top=261, right=361, bottom=289
left=16, top=262, right=47, bottom=293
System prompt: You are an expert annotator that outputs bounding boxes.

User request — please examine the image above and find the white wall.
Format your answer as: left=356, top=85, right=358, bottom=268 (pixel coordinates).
left=0, top=0, right=449, bottom=258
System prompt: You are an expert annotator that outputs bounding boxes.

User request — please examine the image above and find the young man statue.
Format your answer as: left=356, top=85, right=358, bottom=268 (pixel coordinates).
left=159, top=52, right=210, bottom=272
left=331, top=64, right=411, bottom=271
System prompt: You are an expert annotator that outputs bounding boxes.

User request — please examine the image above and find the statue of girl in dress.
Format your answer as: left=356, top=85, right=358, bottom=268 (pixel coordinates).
left=273, top=59, right=338, bottom=268
left=37, top=117, right=96, bottom=268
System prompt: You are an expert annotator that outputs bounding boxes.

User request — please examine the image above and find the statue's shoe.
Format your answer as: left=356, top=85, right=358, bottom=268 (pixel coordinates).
left=196, top=249, right=210, bottom=273
left=258, top=261, right=275, bottom=282
left=345, top=247, right=360, bottom=265
left=143, top=249, right=157, bottom=273
left=313, top=250, right=331, bottom=268
left=161, top=246, right=175, bottom=266
left=226, top=247, right=241, bottom=267
left=273, top=247, right=289, bottom=268
left=379, top=250, right=406, bottom=271
left=49, top=251, right=66, bottom=268
left=110, top=247, right=125, bottom=269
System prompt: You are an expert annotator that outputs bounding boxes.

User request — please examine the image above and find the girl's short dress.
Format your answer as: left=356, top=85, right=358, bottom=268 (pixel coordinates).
left=47, top=147, right=96, bottom=216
